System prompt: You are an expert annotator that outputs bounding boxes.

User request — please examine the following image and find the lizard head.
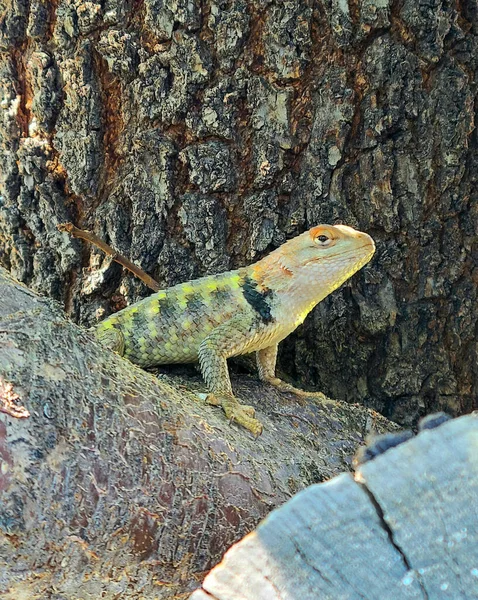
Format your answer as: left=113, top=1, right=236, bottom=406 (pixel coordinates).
left=287, top=223, right=375, bottom=281
left=302, top=223, right=375, bottom=271
left=255, top=224, right=375, bottom=299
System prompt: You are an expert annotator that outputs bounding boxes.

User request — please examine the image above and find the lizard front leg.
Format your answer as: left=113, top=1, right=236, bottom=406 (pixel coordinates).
left=198, top=316, right=263, bottom=436
left=256, top=344, right=326, bottom=401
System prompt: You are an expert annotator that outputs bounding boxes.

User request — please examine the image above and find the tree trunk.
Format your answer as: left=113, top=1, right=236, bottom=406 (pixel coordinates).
left=0, top=267, right=395, bottom=597
left=0, top=1, right=477, bottom=426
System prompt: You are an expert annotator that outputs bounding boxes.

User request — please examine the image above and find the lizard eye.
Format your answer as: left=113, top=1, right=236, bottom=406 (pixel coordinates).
left=315, top=234, right=332, bottom=246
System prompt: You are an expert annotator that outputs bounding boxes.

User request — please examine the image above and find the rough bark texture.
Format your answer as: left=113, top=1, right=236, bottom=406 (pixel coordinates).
left=0, top=3, right=477, bottom=422
left=0, top=267, right=397, bottom=598
left=191, top=414, right=478, bottom=600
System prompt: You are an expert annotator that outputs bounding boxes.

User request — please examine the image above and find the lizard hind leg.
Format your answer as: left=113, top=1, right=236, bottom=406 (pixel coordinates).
left=257, top=344, right=327, bottom=401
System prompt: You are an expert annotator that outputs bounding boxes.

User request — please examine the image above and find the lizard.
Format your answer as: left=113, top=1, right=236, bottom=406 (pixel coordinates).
left=95, top=224, right=375, bottom=436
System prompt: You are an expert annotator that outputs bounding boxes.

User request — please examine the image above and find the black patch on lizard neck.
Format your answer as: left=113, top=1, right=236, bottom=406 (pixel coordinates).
left=241, top=275, right=274, bottom=324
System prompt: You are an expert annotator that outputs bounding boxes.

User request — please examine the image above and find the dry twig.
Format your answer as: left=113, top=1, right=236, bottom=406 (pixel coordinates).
left=58, top=222, right=160, bottom=292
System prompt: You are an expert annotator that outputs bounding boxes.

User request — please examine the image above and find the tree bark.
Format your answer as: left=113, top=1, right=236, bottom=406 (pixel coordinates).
left=0, top=267, right=395, bottom=597
left=191, top=414, right=478, bottom=600
left=0, top=1, right=476, bottom=427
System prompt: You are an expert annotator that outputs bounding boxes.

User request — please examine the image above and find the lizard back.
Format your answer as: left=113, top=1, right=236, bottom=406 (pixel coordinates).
left=95, top=269, right=256, bottom=367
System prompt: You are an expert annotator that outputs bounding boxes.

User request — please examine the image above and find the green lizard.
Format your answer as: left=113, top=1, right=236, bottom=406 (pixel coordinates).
left=95, top=224, right=375, bottom=436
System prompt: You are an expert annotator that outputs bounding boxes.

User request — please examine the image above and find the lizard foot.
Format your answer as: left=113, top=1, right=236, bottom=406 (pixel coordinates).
left=205, top=394, right=255, bottom=416
left=205, top=393, right=222, bottom=407
left=207, top=394, right=263, bottom=437
left=265, top=377, right=327, bottom=401
left=238, top=405, right=256, bottom=417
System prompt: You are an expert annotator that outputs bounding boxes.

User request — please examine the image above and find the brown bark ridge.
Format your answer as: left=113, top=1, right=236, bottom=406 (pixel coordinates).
left=191, top=414, right=478, bottom=600
left=0, top=1, right=476, bottom=427
left=0, top=268, right=396, bottom=598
